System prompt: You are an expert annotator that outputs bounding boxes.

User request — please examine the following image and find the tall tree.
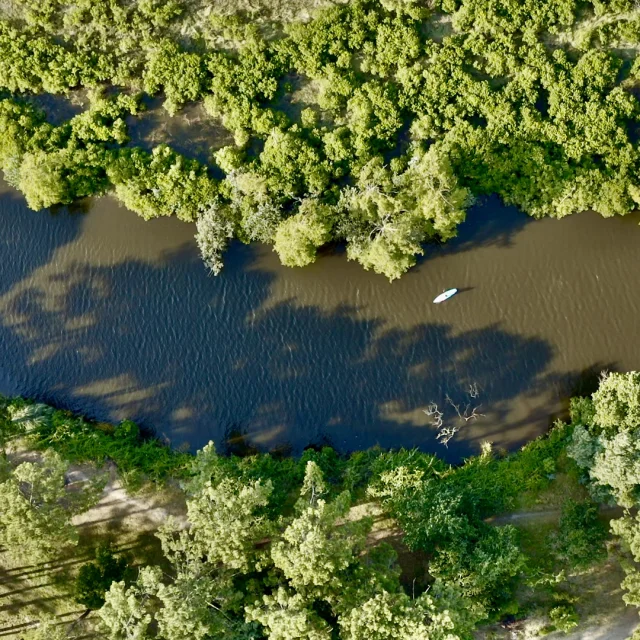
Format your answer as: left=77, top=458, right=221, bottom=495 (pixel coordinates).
left=0, top=450, right=101, bottom=562
left=187, top=476, right=273, bottom=572
left=271, top=462, right=370, bottom=599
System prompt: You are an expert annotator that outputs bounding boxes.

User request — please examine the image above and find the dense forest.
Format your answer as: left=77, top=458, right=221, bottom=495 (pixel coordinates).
left=1, top=0, right=640, bottom=278
left=4, top=372, right=640, bottom=638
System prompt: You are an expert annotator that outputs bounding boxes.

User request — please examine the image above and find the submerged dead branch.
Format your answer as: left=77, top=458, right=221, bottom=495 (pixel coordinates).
left=424, top=383, right=486, bottom=446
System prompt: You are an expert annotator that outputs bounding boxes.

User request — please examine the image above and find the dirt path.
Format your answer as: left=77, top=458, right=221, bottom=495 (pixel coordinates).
left=552, top=606, right=638, bottom=640
left=70, top=464, right=187, bottom=533
left=487, top=505, right=624, bottom=526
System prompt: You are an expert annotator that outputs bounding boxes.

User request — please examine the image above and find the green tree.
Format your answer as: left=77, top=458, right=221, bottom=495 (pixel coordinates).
left=555, top=499, right=607, bottom=568
left=591, top=371, right=640, bottom=435
left=548, top=604, right=579, bottom=633
left=567, top=372, right=640, bottom=506
left=590, top=430, right=640, bottom=507
left=271, top=463, right=369, bottom=599
left=75, top=543, right=133, bottom=610
left=245, top=587, right=332, bottom=640
left=339, top=147, right=471, bottom=281
left=17, top=148, right=107, bottom=210
left=429, top=524, right=524, bottom=607
left=610, top=512, right=640, bottom=626
left=369, top=464, right=523, bottom=609
left=107, top=146, right=217, bottom=222
left=339, top=585, right=483, bottom=640
left=143, top=40, right=206, bottom=115
left=0, top=396, right=16, bottom=457
left=195, top=202, right=237, bottom=275
left=566, top=423, right=600, bottom=470
left=0, top=450, right=101, bottom=562
left=99, top=567, right=157, bottom=640
left=155, top=521, right=256, bottom=640
left=273, top=200, right=333, bottom=268
left=187, top=476, right=273, bottom=572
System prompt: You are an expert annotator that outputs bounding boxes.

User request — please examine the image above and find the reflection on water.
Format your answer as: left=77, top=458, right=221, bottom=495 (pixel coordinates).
left=0, top=182, right=638, bottom=461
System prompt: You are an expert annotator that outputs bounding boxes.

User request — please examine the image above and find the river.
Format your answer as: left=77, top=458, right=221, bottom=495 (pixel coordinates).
left=0, top=179, right=638, bottom=461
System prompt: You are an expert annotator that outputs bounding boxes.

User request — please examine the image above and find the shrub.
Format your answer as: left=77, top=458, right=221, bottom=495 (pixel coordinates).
left=556, top=499, right=607, bottom=568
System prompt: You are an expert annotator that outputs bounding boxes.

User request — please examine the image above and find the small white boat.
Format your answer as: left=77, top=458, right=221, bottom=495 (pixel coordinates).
left=433, top=288, right=458, bottom=304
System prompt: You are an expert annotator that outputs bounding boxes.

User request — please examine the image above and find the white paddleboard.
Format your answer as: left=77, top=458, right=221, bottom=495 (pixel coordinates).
left=433, top=288, right=458, bottom=304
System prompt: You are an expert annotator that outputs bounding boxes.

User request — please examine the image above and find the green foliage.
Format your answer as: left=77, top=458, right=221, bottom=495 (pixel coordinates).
left=273, top=199, right=334, bottom=268
left=338, top=146, right=471, bottom=280
left=75, top=543, right=133, bottom=610
left=447, top=420, right=573, bottom=515
left=195, top=202, right=237, bottom=275
left=589, top=429, right=640, bottom=507
left=555, top=499, right=607, bottom=568
left=366, top=425, right=579, bottom=613
left=566, top=372, right=640, bottom=507
left=108, top=146, right=218, bottom=222
left=245, top=587, right=333, bottom=640
left=370, top=465, right=526, bottom=611
left=0, top=94, right=140, bottom=209
left=0, top=396, right=44, bottom=455
left=611, top=511, right=640, bottom=612
left=204, top=36, right=289, bottom=137
left=566, top=423, right=600, bottom=470
left=99, top=568, right=156, bottom=640
left=591, top=371, right=640, bottom=435
left=187, top=475, right=273, bottom=571
left=548, top=603, right=579, bottom=633
left=338, top=586, right=483, bottom=640
left=0, top=99, right=54, bottom=175
left=110, top=456, right=488, bottom=639
left=259, top=128, right=330, bottom=196
left=0, top=392, right=617, bottom=638
left=17, top=148, right=107, bottom=209
left=346, top=81, right=404, bottom=160
left=144, top=40, right=206, bottom=115
left=1, top=0, right=640, bottom=278
left=0, top=450, right=102, bottom=562
left=5, top=396, right=190, bottom=486
left=429, top=524, right=525, bottom=607
left=271, top=465, right=370, bottom=599
left=0, top=21, right=106, bottom=93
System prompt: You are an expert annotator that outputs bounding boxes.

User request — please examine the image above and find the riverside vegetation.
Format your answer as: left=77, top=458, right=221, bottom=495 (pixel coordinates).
left=4, top=371, right=640, bottom=639
left=1, top=0, right=640, bottom=279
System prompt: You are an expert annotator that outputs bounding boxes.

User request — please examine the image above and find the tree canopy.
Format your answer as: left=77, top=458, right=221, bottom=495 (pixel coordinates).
left=0, top=0, right=639, bottom=278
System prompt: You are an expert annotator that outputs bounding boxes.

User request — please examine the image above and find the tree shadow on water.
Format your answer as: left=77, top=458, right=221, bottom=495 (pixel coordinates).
left=415, top=194, right=532, bottom=268
left=0, top=232, right=560, bottom=462
left=0, top=185, right=86, bottom=298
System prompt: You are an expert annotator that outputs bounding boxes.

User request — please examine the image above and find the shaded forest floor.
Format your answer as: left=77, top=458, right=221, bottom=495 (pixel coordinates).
left=0, top=462, right=185, bottom=638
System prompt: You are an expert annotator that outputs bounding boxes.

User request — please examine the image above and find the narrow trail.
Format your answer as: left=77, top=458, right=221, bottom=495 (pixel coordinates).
left=487, top=505, right=624, bottom=526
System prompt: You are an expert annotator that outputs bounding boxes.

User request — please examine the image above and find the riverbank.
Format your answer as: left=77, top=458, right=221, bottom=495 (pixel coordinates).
left=1, top=390, right=639, bottom=639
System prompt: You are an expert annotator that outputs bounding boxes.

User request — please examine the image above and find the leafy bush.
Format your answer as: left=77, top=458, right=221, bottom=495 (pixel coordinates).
left=107, top=146, right=218, bottom=222
left=548, top=603, right=579, bottom=633
left=143, top=40, right=206, bottom=115
left=18, top=400, right=190, bottom=486
left=555, top=499, right=607, bottom=568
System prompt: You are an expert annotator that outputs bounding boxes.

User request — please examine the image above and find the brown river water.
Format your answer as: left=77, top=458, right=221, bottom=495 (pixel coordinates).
left=0, top=178, right=639, bottom=461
